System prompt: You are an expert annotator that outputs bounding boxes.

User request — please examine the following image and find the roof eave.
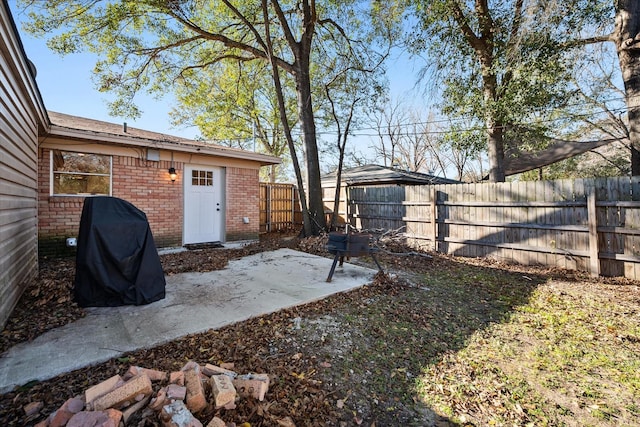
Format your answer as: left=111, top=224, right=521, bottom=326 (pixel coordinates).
left=46, top=125, right=281, bottom=166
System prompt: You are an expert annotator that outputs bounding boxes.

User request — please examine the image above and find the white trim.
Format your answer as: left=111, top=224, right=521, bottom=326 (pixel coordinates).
left=183, top=165, right=226, bottom=245
left=47, top=126, right=279, bottom=166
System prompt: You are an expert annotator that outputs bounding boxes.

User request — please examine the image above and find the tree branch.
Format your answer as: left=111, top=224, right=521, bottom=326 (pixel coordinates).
left=561, top=34, right=615, bottom=49
left=269, top=0, right=299, bottom=52
left=449, top=1, right=481, bottom=50
left=161, top=4, right=295, bottom=74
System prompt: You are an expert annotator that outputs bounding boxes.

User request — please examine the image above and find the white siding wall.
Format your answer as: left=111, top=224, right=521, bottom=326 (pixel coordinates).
left=0, top=3, right=45, bottom=328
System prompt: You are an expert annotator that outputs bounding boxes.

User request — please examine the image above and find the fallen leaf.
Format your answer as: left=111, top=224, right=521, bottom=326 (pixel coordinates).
left=277, top=416, right=296, bottom=427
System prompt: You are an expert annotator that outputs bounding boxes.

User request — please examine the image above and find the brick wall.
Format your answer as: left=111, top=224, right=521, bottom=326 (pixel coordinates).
left=112, top=156, right=183, bottom=249
left=38, top=148, right=261, bottom=257
left=226, top=167, right=260, bottom=241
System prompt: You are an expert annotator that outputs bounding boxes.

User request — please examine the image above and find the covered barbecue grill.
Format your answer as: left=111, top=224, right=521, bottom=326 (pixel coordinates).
left=326, top=231, right=383, bottom=282
left=74, top=196, right=166, bottom=307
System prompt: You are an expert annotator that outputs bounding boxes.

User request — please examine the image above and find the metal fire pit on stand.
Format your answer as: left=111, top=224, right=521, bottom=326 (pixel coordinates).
left=326, top=231, right=384, bottom=282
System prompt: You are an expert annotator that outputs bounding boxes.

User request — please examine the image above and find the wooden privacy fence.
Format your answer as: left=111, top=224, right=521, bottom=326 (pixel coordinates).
left=347, top=177, right=640, bottom=279
left=259, top=183, right=302, bottom=232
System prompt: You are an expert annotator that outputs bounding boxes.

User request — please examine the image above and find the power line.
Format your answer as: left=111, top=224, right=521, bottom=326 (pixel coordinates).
left=197, top=95, right=633, bottom=142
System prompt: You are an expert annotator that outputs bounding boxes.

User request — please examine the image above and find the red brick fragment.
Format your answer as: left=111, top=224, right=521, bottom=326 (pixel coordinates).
left=91, top=374, right=152, bottom=411
left=125, top=365, right=167, bottom=382
left=85, top=375, right=123, bottom=405
left=23, top=401, right=44, bottom=416
left=210, top=375, right=236, bottom=408
left=67, top=409, right=122, bottom=427
left=232, top=373, right=270, bottom=401
left=149, top=387, right=169, bottom=411
left=121, top=395, right=150, bottom=425
left=167, top=383, right=187, bottom=401
left=50, top=397, right=84, bottom=427
left=202, top=363, right=237, bottom=378
left=184, top=368, right=207, bottom=414
left=169, top=371, right=185, bottom=386
left=206, top=417, right=226, bottom=427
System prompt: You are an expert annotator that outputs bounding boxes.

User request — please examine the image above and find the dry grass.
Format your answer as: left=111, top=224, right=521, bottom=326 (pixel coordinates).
left=1, top=234, right=639, bottom=426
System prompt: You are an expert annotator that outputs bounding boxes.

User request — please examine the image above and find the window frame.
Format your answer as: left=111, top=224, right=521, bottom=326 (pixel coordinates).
left=50, top=149, right=113, bottom=196
left=191, top=169, right=214, bottom=187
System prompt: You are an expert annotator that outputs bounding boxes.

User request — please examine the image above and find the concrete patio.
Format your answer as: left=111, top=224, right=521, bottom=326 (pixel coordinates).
left=0, top=248, right=377, bottom=394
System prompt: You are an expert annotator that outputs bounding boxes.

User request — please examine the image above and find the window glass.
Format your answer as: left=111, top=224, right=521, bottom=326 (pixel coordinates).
left=191, top=169, right=214, bottom=186
left=52, top=150, right=111, bottom=195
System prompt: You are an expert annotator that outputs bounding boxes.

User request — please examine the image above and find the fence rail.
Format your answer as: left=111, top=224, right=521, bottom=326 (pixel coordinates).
left=259, top=183, right=302, bottom=232
left=346, top=177, right=640, bottom=279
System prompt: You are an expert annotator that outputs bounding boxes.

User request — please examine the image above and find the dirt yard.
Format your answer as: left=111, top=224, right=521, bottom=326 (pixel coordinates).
left=1, top=232, right=639, bottom=426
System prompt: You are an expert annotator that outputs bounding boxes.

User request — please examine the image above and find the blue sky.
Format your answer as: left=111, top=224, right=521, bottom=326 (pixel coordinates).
left=11, top=8, right=201, bottom=139
left=11, top=4, right=425, bottom=144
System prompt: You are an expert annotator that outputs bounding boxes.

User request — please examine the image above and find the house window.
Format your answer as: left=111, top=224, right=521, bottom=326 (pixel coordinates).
left=51, top=150, right=112, bottom=195
left=191, top=170, right=213, bottom=186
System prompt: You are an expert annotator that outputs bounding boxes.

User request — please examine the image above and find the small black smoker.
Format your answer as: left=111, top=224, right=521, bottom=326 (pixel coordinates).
left=326, top=227, right=384, bottom=282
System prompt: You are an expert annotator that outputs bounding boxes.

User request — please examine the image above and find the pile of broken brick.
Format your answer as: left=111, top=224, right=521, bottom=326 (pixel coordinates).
left=24, top=361, right=278, bottom=427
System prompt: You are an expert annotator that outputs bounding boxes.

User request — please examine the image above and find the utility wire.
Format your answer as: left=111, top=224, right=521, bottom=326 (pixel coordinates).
left=197, top=95, right=633, bottom=142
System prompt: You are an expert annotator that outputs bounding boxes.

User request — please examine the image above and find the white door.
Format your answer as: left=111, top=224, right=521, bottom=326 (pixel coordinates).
left=183, top=166, right=225, bottom=244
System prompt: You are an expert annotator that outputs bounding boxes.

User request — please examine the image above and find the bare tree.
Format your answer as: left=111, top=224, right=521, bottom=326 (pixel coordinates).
left=369, top=99, right=408, bottom=167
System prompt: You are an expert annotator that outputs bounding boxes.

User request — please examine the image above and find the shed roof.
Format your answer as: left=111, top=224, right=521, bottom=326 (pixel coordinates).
left=45, top=111, right=280, bottom=166
left=321, top=164, right=460, bottom=186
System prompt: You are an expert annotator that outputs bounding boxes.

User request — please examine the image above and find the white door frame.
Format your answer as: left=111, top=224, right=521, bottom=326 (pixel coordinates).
left=183, top=165, right=225, bottom=245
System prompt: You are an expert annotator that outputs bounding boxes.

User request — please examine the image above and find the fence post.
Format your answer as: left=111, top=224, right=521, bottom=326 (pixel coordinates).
left=291, top=186, right=295, bottom=228
left=431, top=187, right=438, bottom=252
left=266, top=184, right=272, bottom=232
left=587, top=189, right=600, bottom=276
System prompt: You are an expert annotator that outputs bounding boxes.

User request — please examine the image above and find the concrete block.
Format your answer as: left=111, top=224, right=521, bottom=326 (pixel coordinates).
left=160, top=400, right=203, bottom=427
left=91, top=373, right=153, bottom=411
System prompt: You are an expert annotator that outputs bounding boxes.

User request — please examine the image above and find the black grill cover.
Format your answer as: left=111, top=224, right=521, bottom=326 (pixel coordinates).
left=74, top=196, right=166, bottom=307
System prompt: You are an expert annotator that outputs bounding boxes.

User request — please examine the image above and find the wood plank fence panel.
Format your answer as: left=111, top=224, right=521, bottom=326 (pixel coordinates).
left=627, top=177, right=640, bottom=279
left=259, top=183, right=302, bottom=232
left=346, top=176, right=640, bottom=279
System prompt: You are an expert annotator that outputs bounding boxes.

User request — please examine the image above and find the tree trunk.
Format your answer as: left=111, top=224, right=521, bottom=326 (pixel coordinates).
left=330, top=159, right=343, bottom=231
left=295, top=59, right=327, bottom=235
left=262, top=0, right=313, bottom=236
left=487, top=121, right=505, bottom=181
left=615, top=1, right=640, bottom=175
left=481, top=57, right=506, bottom=182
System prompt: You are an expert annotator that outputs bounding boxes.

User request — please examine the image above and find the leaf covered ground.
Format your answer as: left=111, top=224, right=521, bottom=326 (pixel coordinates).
left=1, top=232, right=639, bottom=426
